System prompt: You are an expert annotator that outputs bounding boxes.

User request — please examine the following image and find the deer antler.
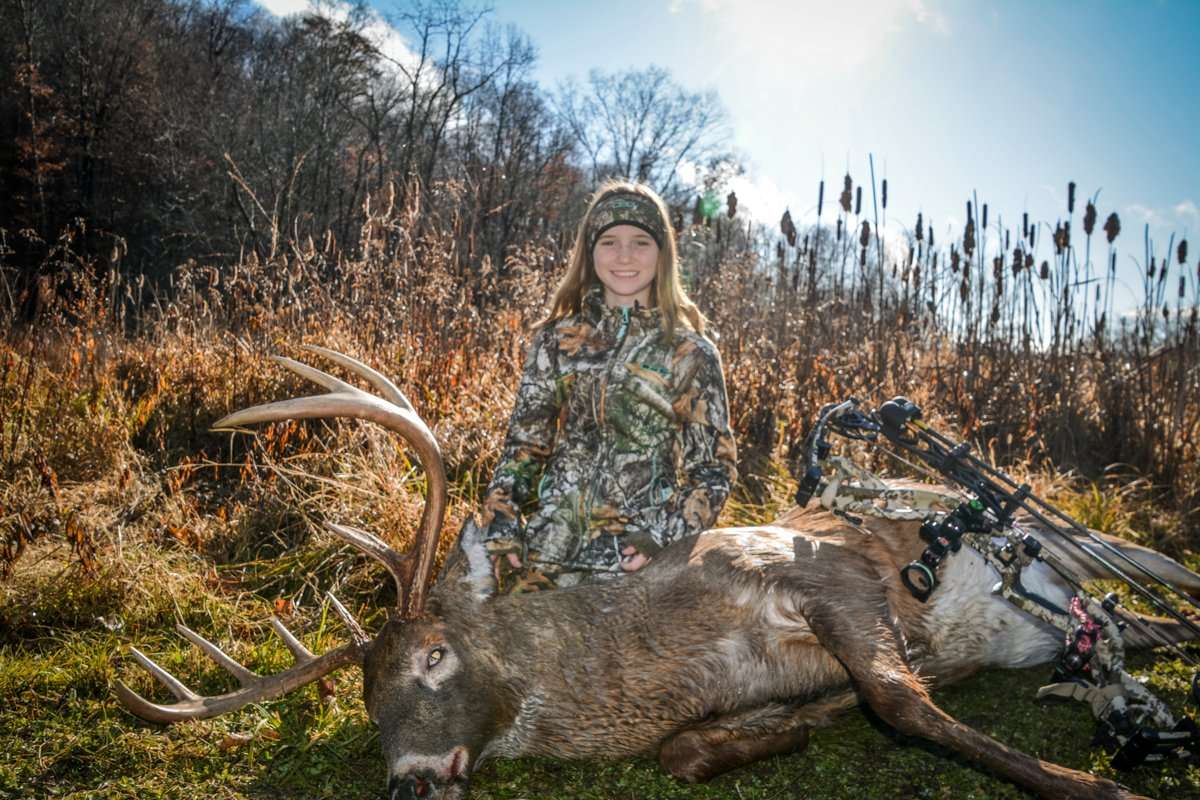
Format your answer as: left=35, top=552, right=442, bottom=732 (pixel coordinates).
left=116, top=347, right=447, bottom=723
left=213, top=345, right=446, bottom=619
left=114, top=593, right=367, bottom=723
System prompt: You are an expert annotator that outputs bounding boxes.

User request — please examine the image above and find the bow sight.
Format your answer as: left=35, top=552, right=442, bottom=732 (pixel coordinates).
left=794, top=396, right=1200, bottom=769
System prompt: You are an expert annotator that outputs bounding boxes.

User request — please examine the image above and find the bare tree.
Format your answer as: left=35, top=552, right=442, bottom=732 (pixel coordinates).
left=556, top=65, right=731, bottom=202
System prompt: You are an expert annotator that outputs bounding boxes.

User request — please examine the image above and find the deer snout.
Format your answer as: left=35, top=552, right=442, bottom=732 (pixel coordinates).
left=388, top=773, right=426, bottom=800
left=389, top=747, right=470, bottom=799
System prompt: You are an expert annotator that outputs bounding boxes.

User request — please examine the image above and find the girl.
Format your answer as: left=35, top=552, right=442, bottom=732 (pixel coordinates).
left=479, top=180, right=738, bottom=592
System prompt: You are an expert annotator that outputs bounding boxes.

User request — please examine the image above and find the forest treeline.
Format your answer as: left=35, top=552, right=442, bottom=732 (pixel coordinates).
left=0, top=0, right=1197, bottom=535
left=0, top=0, right=735, bottom=282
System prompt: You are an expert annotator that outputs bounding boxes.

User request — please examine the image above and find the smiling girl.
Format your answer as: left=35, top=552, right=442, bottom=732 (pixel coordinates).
left=478, top=180, right=738, bottom=591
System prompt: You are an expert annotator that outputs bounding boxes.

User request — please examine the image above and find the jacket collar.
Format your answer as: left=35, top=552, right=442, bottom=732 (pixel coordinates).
left=581, top=284, right=661, bottom=333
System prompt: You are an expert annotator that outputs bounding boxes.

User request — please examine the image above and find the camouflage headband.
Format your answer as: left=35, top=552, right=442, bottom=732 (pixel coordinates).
left=587, top=192, right=666, bottom=250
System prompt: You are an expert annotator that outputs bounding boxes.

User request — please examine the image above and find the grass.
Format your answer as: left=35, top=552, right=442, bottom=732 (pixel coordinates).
left=1, top=180, right=1198, bottom=799
left=3, top=583, right=1199, bottom=800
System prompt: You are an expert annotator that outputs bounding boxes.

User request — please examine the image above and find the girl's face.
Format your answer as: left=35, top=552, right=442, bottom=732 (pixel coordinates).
left=592, top=224, right=659, bottom=308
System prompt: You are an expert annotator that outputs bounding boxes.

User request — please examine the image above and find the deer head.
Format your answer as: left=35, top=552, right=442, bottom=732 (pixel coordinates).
left=115, top=346, right=500, bottom=800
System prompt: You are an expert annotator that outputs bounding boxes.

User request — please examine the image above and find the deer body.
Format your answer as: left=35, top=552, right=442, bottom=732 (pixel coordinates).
left=116, top=349, right=1199, bottom=800
left=366, top=508, right=1198, bottom=800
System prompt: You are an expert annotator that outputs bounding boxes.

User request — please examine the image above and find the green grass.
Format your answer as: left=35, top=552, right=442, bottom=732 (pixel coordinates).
left=3, top=612, right=1199, bottom=800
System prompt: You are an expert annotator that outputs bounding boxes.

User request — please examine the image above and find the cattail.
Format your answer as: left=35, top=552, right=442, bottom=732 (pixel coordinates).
left=836, top=218, right=843, bottom=241
left=1103, top=212, right=1120, bottom=243
left=993, top=256, right=1004, bottom=282
left=1053, top=221, right=1071, bottom=254
left=1180, top=275, right=1187, bottom=299
left=840, top=174, right=852, bottom=213
left=1149, top=257, right=1156, bottom=279
left=967, top=201, right=973, bottom=224
left=1024, top=252, right=1033, bottom=270
left=726, top=191, right=738, bottom=218
left=1083, top=202, right=1096, bottom=235
left=860, top=245, right=867, bottom=267
left=1110, top=251, right=1116, bottom=275
left=855, top=186, right=862, bottom=215
left=1163, top=305, right=1170, bottom=321
left=1039, top=260, right=1050, bottom=280
left=1179, top=239, right=1188, bottom=265
left=951, top=246, right=960, bottom=273
left=931, top=252, right=938, bottom=270
left=1022, top=212, right=1029, bottom=240
left=780, top=209, right=797, bottom=246
left=929, top=225, right=934, bottom=248
left=982, top=204, right=988, bottom=231
left=963, top=219, right=976, bottom=257
left=882, top=179, right=888, bottom=210
left=859, top=220, right=871, bottom=247
left=1004, top=228, right=1009, bottom=251
left=960, top=277, right=969, bottom=303
left=817, top=180, right=825, bottom=217
left=1067, top=181, right=1076, bottom=214
left=915, top=212, right=923, bottom=241
left=776, top=241, right=785, bottom=261
left=1012, top=249, right=1023, bottom=276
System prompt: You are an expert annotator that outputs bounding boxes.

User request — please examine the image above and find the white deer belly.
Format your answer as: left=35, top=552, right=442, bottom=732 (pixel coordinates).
left=919, top=543, right=1070, bottom=674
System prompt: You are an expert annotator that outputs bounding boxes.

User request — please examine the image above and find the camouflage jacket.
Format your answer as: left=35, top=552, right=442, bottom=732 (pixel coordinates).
left=479, top=287, right=738, bottom=589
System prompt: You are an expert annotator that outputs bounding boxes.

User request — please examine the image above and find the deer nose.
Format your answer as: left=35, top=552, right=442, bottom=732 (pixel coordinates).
left=388, top=774, right=432, bottom=800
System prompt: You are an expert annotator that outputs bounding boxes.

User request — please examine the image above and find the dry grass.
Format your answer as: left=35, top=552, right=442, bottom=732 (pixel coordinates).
left=0, top=180, right=1197, bottom=798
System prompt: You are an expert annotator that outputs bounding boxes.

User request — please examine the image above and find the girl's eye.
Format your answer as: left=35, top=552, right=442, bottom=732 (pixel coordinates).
left=427, top=647, right=445, bottom=669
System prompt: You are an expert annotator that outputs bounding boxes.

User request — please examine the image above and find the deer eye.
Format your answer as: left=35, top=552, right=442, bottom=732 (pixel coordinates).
left=427, top=647, right=445, bottom=669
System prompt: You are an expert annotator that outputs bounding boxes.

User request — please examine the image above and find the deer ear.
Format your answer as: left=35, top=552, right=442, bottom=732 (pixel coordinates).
left=436, top=516, right=498, bottom=602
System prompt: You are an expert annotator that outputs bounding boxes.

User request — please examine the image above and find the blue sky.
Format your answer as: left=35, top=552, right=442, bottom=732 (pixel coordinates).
left=261, top=0, right=1199, bottom=310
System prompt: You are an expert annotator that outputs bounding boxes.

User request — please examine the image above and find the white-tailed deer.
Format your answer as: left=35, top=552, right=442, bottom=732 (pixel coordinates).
left=116, top=347, right=1200, bottom=800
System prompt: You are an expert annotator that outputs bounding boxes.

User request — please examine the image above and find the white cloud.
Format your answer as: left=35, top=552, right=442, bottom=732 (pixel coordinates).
left=1174, top=200, right=1199, bottom=221
left=908, top=0, right=951, bottom=34
left=1126, top=203, right=1166, bottom=227
left=726, top=172, right=798, bottom=225
left=257, top=1, right=418, bottom=71
left=258, top=0, right=311, bottom=17
left=667, top=0, right=949, bottom=74
left=1125, top=200, right=1198, bottom=229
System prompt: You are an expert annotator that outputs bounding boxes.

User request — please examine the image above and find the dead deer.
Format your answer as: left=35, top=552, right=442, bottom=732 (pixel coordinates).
left=115, top=347, right=1200, bottom=800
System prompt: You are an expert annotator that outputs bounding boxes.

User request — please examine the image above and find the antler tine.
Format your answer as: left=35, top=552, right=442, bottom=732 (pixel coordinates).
left=115, top=622, right=365, bottom=724
left=324, top=522, right=411, bottom=609
left=325, top=592, right=370, bottom=648
left=212, top=349, right=446, bottom=620
left=269, top=618, right=316, bottom=662
left=176, top=623, right=259, bottom=686
left=301, top=345, right=415, bottom=412
left=128, top=646, right=199, bottom=701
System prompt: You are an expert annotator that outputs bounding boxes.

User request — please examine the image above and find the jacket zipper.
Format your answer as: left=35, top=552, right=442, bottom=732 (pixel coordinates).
left=579, top=305, right=632, bottom=564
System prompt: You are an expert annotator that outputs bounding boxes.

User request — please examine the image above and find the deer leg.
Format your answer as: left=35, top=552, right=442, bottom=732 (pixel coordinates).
left=658, top=691, right=858, bottom=783
left=1118, top=608, right=1200, bottom=650
left=786, top=546, right=1146, bottom=800
left=1040, top=529, right=1200, bottom=597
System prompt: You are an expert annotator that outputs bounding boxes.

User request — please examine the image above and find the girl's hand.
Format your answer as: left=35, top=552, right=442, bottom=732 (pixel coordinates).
left=491, top=552, right=523, bottom=582
left=620, top=545, right=650, bottom=572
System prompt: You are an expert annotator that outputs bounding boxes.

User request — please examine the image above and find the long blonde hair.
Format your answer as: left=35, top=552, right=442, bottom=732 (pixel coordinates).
left=543, top=179, right=706, bottom=338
